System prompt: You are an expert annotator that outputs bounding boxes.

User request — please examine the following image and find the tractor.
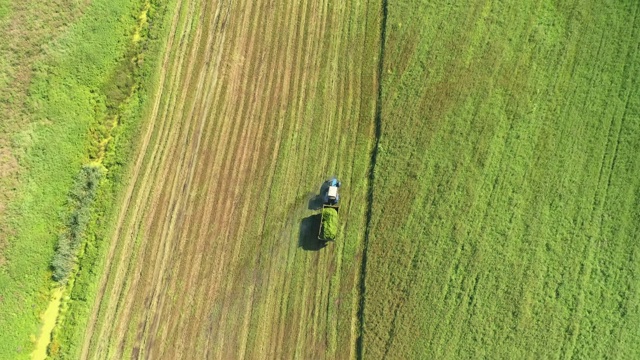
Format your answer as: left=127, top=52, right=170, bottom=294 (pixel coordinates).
left=319, top=177, right=341, bottom=241
left=323, top=177, right=341, bottom=205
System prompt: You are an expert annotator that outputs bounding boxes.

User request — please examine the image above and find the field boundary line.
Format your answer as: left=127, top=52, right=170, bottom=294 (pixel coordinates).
left=356, top=0, right=387, bottom=359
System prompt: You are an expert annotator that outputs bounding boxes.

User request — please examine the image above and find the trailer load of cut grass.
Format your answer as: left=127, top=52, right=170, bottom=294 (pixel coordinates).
left=322, top=207, right=339, bottom=240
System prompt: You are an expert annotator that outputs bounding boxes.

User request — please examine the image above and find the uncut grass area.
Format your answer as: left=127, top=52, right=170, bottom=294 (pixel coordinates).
left=363, top=0, right=640, bottom=358
left=0, top=0, right=156, bottom=358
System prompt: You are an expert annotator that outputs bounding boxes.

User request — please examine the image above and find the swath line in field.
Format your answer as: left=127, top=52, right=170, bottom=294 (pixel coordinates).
left=357, top=0, right=386, bottom=358
left=135, top=4, right=231, bottom=357
left=160, top=4, right=232, bottom=357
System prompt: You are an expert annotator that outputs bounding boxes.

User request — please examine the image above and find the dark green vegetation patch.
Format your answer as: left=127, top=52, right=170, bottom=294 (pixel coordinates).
left=51, top=165, right=103, bottom=283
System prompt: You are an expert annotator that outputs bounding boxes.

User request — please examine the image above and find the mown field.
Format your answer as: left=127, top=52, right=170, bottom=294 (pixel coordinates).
left=80, top=0, right=379, bottom=358
left=363, top=0, right=640, bottom=358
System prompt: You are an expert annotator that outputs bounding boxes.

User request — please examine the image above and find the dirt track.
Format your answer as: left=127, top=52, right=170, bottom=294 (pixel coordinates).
left=81, top=0, right=380, bottom=358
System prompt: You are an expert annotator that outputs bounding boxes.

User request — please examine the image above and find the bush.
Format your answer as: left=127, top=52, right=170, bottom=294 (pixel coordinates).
left=322, top=207, right=339, bottom=240
left=51, top=164, right=103, bottom=282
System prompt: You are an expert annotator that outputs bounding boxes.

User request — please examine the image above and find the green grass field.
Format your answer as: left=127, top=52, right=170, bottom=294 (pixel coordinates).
left=0, top=0, right=639, bottom=358
left=363, top=0, right=640, bottom=358
left=0, top=0, right=162, bottom=358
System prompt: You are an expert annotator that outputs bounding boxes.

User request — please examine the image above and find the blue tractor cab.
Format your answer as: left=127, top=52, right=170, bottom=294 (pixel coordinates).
left=324, top=177, right=341, bottom=205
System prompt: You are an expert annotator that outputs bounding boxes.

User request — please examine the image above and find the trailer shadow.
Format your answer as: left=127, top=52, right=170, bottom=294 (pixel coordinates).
left=298, top=214, right=326, bottom=251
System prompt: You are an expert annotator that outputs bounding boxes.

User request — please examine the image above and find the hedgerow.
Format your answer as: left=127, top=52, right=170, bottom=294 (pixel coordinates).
left=51, top=165, right=103, bottom=283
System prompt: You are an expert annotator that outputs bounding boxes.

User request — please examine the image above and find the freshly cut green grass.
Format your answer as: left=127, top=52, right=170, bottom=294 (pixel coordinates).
left=363, top=0, right=640, bottom=358
left=321, top=207, right=339, bottom=240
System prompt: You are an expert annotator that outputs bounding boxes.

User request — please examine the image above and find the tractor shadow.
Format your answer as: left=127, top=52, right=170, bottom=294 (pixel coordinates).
left=307, top=181, right=330, bottom=210
left=308, top=194, right=324, bottom=210
left=298, top=214, right=327, bottom=251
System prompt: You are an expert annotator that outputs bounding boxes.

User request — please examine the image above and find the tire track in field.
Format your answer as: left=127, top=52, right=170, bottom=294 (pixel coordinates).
left=216, top=0, right=306, bottom=356
left=165, top=1, right=253, bottom=352
left=234, top=3, right=297, bottom=355
left=303, top=2, right=347, bottom=354
left=202, top=0, right=304, bottom=355
left=215, top=3, right=299, bottom=357
left=204, top=2, right=275, bottom=355
left=357, top=0, right=387, bottom=358
left=172, top=6, right=248, bottom=345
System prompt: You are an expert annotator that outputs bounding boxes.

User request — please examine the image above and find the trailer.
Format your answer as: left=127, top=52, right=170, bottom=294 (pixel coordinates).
left=318, top=204, right=339, bottom=241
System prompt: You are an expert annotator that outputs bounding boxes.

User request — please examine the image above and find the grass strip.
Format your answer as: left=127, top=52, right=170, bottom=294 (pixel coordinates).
left=0, top=0, right=171, bottom=358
